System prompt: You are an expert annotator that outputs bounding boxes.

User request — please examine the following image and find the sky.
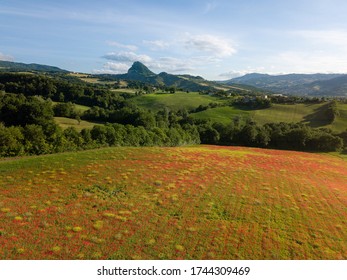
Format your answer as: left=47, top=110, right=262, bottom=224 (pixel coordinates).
left=1, top=0, right=347, bottom=80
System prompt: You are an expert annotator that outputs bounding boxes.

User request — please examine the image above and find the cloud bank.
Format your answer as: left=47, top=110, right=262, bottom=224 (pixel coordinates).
left=184, top=33, right=236, bottom=57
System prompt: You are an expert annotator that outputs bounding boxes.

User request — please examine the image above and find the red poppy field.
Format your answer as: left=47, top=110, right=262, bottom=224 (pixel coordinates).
left=0, top=145, right=346, bottom=259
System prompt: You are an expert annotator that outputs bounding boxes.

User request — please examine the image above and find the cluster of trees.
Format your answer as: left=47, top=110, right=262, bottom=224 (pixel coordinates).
left=205, top=119, right=344, bottom=152
left=0, top=93, right=201, bottom=157
left=53, top=102, right=80, bottom=119
left=232, top=96, right=272, bottom=109
left=325, top=100, right=340, bottom=122
left=189, top=102, right=221, bottom=113
left=0, top=73, right=126, bottom=109
left=269, top=95, right=326, bottom=104
left=0, top=93, right=62, bottom=156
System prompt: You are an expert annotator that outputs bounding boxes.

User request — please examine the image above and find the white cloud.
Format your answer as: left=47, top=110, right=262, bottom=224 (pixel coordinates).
left=93, top=62, right=130, bottom=74
left=107, top=41, right=138, bottom=51
left=0, top=52, right=14, bottom=61
left=184, top=33, right=236, bottom=57
left=143, top=40, right=170, bottom=50
left=102, top=51, right=152, bottom=63
left=148, top=57, right=195, bottom=73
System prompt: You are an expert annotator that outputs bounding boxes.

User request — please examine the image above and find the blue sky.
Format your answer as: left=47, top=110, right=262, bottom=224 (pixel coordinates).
left=1, top=0, right=347, bottom=80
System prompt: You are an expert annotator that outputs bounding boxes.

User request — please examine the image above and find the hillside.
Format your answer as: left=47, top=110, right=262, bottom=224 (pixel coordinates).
left=226, top=73, right=347, bottom=96
left=191, top=102, right=347, bottom=133
left=299, top=75, right=347, bottom=96
left=0, top=145, right=346, bottom=259
left=131, top=91, right=222, bottom=111
left=0, top=60, right=68, bottom=73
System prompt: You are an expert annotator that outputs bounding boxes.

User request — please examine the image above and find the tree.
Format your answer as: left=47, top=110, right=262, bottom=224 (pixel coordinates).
left=90, top=125, right=108, bottom=145
left=198, top=123, right=220, bottom=144
left=63, top=127, right=84, bottom=151
left=53, top=102, right=78, bottom=118
left=256, top=126, right=270, bottom=147
left=22, top=124, right=49, bottom=155
left=238, top=120, right=258, bottom=146
left=285, top=127, right=310, bottom=150
left=0, top=124, right=24, bottom=156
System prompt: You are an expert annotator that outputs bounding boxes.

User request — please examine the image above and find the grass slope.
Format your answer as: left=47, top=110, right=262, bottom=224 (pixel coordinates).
left=333, top=103, right=347, bottom=132
left=191, top=102, right=347, bottom=132
left=132, top=92, right=222, bottom=111
left=191, top=106, right=251, bottom=123
left=51, top=102, right=91, bottom=114
left=54, top=117, right=99, bottom=131
left=0, top=146, right=346, bottom=260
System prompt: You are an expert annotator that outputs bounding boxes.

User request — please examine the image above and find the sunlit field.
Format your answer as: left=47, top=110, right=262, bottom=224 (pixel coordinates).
left=0, top=146, right=346, bottom=260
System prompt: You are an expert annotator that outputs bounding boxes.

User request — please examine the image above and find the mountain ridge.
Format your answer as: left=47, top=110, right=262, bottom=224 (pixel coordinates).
left=2, top=59, right=347, bottom=96
left=224, top=72, right=347, bottom=96
left=95, top=61, right=230, bottom=92
left=127, top=61, right=156, bottom=77
left=0, top=60, right=68, bottom=73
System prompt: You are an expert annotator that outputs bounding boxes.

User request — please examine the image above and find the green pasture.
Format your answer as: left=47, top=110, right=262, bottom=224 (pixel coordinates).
left=54, top=117, right=99, bottom=131
left=132, top=92, right=223, bottom=111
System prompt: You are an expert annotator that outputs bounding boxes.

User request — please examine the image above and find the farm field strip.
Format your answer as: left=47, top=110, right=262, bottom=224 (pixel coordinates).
left=0, top=146, right=346, bottom=259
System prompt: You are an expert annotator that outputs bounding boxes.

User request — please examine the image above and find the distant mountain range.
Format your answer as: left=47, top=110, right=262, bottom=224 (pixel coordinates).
left=223, top=73, right=347, bottom=96
left=2, top=59, right=347, bottom=96
left=94, top=61, right=230, bottom=92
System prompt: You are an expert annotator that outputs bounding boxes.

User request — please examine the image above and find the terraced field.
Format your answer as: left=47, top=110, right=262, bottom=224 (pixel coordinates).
left=0, top=146, right=346, bottom=259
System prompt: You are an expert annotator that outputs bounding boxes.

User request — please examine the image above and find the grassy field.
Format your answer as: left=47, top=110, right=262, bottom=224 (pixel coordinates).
left=252, top=103, right=326, bottom=125
left=191, top=102, right=347, bottom=132
left=68, top=73, right=115, bottom=85
left=112, top=88, right=137, bottom=94
left=191, top=106, right=251, bottom=123
left=333, top=103, right=347, bottom=132
left=54, top=117, right=99, bottom=131
left=0, top=145, right=346, bottom=260
left=51, top=102, right=91, bottom=114
left=73, top=104, right=91, bottom=113
left=132, top=92, right=223, bottom=111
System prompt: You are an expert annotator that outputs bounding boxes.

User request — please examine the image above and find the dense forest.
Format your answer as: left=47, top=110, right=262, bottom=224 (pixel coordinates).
left=0, top=72, right=345, bottom=157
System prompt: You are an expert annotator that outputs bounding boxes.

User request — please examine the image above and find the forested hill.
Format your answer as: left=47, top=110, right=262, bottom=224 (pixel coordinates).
left=93, top=61, right=231, bottom=92
left=0, top=60, right=68, bottom=73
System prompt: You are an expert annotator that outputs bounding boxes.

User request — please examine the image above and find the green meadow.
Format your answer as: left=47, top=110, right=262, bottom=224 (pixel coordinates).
left=132, top=91, right=223, bottom=111
left=0, top=145, right=346, bottom=259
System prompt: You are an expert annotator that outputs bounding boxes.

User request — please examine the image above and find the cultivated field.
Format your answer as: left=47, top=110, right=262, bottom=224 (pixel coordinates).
left=0, top=146, right=346, bottom=260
